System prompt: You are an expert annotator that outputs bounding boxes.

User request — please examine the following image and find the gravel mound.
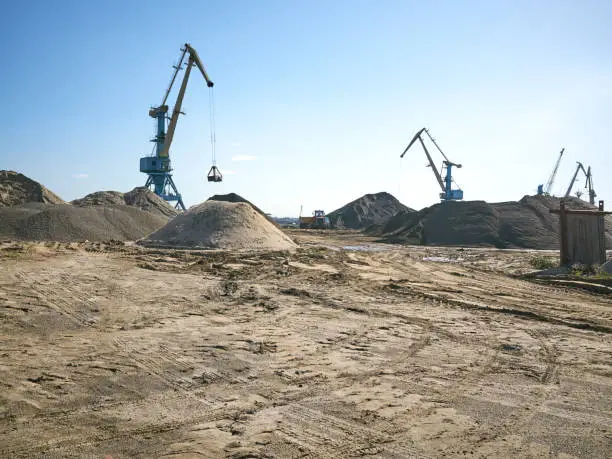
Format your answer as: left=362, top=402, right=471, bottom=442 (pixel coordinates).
left=72, top=191, right=125, bottom=207
left=141, top=200, right=297, bottom=251
left=5, top=204, right=168, bottom=242
left=377, top=195, right=612, bottom=249
left=0, top=170, right=64, bottom=207
left=328, top=192, right=413, bottom=229
left=124, top=187, right=179, bottom=218
left=73, top=187, right=179, bottom=218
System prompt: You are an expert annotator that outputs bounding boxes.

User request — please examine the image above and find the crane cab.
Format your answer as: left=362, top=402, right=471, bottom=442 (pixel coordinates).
left=207, top=166, right=223, bottom=182
left=140, top=156, right=171, bottom=173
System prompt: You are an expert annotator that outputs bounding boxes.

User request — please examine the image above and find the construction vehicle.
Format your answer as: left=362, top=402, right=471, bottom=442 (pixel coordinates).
left=565, top=162, right=596, bottom=205
left=537, top=148, right=564, bottom=196
left=140, top=43, right=220, bottom=210
left=299, top=210, right=330, bottom=229
left=400, top=128, right=463, bottom=201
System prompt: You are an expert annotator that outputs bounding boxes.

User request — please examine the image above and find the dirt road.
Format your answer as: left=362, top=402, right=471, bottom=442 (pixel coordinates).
left=1, top=233, right=610, bottom=458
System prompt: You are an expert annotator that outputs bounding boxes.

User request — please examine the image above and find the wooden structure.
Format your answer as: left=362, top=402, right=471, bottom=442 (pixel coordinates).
left=550, top=200, right=610, bottom=266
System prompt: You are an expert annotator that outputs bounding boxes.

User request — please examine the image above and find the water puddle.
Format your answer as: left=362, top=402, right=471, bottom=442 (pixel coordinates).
left=422, top=256, right=464, bottom=263
left=342, top=245, right=388, bottom=252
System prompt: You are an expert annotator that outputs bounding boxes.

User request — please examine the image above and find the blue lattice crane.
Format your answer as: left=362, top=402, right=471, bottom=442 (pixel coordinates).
left=537, top=148, right=564, bottom=196
left=400, top=128, right=464, bottom=201
left=140, top=43, right=221, bottom=210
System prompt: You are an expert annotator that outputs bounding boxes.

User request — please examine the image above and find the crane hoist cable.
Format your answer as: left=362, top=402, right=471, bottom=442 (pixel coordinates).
left=209, top=86, right=217, bottom=166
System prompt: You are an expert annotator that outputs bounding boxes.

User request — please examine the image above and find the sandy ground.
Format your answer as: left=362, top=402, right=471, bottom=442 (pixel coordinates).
left=0, top=232, right=610, bottom=458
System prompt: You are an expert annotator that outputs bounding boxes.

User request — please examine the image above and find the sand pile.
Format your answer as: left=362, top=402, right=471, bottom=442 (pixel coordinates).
left=377, top=195, right=612, bottom=249
left=0, top=170, right=64, bottom=207
left=0, top=204, right=168, bottom=242
left=0, top=172, right=173, bottom=242
left=328, top=192, right=413, bottom=229
left=73, top=187, right=179, bottom=218
left=141, top=200, right=297, bottom=250
left=207, top=192, right=278, bottom=225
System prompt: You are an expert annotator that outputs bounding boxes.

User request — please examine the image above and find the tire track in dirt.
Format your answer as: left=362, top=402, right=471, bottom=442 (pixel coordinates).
left=467, top=329, right=562, bottom=452
left=375, top=279, right=612, bottom=334
left=111, top=336, right=207, bottom=398
left=275, top=403, right=418, bottom=458
left=2, top=407, right=232, bottom=459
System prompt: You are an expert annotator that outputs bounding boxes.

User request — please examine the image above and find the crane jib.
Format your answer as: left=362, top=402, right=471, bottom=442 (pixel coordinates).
left=399, top=127, right=464, bottom=201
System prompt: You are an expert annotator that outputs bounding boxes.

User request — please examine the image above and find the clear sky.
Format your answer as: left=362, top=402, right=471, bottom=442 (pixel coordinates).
left=1, top=0, right=610, bottom=216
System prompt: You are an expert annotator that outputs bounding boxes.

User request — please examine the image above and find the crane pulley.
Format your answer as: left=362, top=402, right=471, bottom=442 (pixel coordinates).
left=400, top=128, right=463, bottom=201
left=140, top=43, right=220, bottom=210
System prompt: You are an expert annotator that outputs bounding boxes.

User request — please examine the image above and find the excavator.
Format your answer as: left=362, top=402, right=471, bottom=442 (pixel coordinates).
left=140, top=43, right=221, bottom=210
left=400, top=128, right=463, bottom=201
left=564, top=162, right=596, bottom=205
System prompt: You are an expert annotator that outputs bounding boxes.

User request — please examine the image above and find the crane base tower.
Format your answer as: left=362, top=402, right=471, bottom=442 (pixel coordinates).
left=140, top=106, right=186, bottom=210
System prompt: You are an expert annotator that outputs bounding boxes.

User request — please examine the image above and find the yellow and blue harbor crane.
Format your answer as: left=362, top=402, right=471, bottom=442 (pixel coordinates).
left=140, top=43, right=221, bottom=210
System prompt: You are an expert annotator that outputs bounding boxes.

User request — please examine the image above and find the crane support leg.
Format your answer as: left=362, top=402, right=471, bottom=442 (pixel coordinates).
left=144, top=173, right=185, bottom=210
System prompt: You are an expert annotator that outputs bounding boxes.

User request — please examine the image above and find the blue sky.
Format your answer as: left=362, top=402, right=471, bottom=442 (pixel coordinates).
left=1, top=0, right=610, bottom=216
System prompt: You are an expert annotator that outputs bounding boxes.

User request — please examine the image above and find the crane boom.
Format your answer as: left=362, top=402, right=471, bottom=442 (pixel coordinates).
left=585, top=167, right=596, bottom=205
left=545, top=148, right=565, bottom=194
left=184, top=43, right=214, bottom=88
left=400, top=128, right=444, bottom=191
left=160, top=48, right=188, bottom=107
left=418, top=136, right=445, bottom=192
left=159, top=58, right=193, bottom=158
left=564, top=162, right=587, bottom=198
left=400, top=128, right=426, bottom=158
left=423, top=128, right=450, bottom=163
left=158, top=44, right=214, bottom=159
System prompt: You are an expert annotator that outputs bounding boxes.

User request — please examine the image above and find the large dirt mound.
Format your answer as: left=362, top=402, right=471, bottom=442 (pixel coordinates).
left=141, top=200, right=297, bottom=251
left=327, top=192, right=413, bottom=229
left=73, top=187, right=179, bottom=218
left=207, top=192, right=277, bottom=225
left=378, top=195, right=612, bottom=249
left=0, top=170, right=65, bottom=207
left=0, top=204, right=168, bottom=242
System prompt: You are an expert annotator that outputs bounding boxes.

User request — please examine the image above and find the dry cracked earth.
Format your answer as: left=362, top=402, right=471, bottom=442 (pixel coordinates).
left=0, top=231, right=611, bottom=458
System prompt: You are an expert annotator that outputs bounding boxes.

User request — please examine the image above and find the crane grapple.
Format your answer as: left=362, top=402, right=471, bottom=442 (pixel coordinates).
left=207, top=166, right=223, bottom=182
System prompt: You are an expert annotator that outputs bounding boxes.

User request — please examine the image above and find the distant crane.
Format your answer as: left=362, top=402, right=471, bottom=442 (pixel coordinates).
left=564, top=162, right=596, bottom=205
left=140, top=43, right=220, bottom=211
left=400, top=128, right=463, bottom=201
left=537, top=148, right=565, bottom=196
